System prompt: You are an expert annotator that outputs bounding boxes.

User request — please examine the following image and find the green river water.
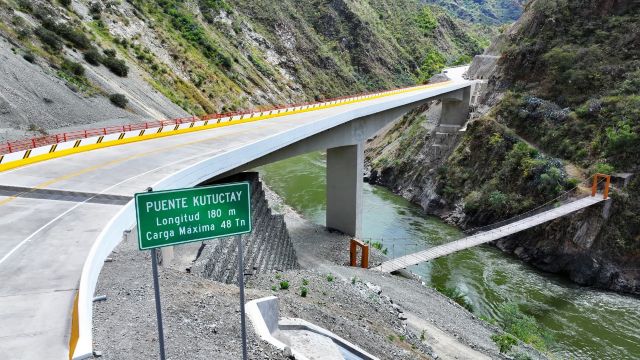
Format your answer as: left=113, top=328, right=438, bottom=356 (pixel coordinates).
left=257, top=152, right=640, bottom=360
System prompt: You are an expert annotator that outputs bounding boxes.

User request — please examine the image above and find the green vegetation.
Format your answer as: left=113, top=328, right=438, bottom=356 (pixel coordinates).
left=101, top=50, right=128, bottom=77
left=435, top=286, right=474, bottom=312
left=494, top=303, right=552, bottom=352
left=279, top=280, right=289, bottom=290
left=416, top=6, right=438, bottom=34
left=491, top=333, right=518, bottom=353
left=326, top=274, right=334, bottom=282
left=35, top=26, right=62, bottom=52
left=299, top=286, right=308, bottom=297
left=417, top=48, right=446, bottom=83
left=22, top=52, right=35, bottom=63
left=109, top=94, right=128, bottom=108
left=429, top=0, right=525, bottom=25
left=302, top=278, right=309, bottom=286
left=369, top=241, right=388, bottom=255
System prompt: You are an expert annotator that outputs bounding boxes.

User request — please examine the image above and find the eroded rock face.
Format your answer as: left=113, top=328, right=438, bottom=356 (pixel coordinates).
left=495, top=202, right=639, bottom=295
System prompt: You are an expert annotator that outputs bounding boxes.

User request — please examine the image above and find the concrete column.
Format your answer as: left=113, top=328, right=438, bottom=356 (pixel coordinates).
left=440, top=86, right=471, bottom=127
left=326, top=143, right=363, bottom=237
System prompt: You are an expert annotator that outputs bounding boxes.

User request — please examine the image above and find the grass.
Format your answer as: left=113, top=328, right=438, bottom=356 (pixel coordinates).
left=485, top=303, right=553, bottom=353
left=435, top=286, right=474, bottom=312
left=491, top=333, right=518, bottom=353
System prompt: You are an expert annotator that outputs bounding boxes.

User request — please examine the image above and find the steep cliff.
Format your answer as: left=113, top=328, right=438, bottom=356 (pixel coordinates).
left=368, top=0, right=640, bottom=294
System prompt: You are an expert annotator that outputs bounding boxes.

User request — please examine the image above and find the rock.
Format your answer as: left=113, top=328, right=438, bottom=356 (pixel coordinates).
left=365, top=282, right=382, bottom=294
left=398, top=313, right=408, bottom=320
left=283, top=346, right=295, bottom=359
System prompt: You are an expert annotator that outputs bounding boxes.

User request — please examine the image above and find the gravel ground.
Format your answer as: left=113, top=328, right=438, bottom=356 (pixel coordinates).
left=93, top=233, right=287, bottom=360
left=248, top=270, right=435, bottom=360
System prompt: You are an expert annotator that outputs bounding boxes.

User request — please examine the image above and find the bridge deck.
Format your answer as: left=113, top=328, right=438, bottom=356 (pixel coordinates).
left=373, top=196, right=605, bottom=273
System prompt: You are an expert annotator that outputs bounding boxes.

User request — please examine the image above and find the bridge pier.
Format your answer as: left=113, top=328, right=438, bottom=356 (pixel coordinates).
left=440, top=86, right=471, bottom=127
left=326, top=143, right=363, bottom=237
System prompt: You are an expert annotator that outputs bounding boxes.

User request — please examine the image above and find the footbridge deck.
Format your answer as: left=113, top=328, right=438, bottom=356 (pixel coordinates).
left=373, top=196, right=606, bottom=273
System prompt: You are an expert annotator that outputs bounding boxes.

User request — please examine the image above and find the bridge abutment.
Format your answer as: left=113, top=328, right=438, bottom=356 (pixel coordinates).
left=326, top=143, right=363, bottom=237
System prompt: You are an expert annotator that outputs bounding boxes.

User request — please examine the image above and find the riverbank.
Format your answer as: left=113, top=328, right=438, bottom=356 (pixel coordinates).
left=259, top=152, right=640, bottom=359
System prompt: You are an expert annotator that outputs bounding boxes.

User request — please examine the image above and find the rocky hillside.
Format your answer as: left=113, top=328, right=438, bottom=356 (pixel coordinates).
left=425, top=0, right=526, bottom=25
left=0, top=0, right=497, bottom=141
left=368, top=0, right=639, bottom=294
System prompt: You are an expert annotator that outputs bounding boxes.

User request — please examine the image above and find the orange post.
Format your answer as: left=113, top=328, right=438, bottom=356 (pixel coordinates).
left=592, top=173, right=612, bottom=199
left=350, top=239, right=370, bottom=269
left=350, top=240, right=358, bottom=267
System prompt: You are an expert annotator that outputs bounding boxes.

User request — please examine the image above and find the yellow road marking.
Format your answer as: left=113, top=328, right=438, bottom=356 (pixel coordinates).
left=0, top=121, right=277, bottom=206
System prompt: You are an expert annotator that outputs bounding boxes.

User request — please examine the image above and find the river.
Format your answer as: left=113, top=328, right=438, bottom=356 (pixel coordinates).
left=257, top=151, right=640, bottom=360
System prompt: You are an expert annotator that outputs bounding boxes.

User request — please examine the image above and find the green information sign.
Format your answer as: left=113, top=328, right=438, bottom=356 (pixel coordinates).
left=135, top=182, right=252, bottom=250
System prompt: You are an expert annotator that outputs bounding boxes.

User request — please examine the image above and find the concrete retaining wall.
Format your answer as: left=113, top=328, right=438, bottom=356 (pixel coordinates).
left=192, top=172, right=299, bottom=283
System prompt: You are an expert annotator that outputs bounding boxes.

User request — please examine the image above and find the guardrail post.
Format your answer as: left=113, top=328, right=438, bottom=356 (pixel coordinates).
left=604, top=175, right=611, bottom=199
left=63, top=133, right=67, bottom=142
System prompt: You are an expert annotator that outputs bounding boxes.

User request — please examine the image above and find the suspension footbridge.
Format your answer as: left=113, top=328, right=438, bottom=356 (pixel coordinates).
left=374, top=191, right=608, bottom=273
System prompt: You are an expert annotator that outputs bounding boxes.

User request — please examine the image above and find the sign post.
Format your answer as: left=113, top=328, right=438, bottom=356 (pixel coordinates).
left=135, top=182, right=252, bottom=359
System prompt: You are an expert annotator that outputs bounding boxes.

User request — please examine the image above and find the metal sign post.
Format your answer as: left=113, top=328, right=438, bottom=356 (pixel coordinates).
left=150, top=247, right=167, bottom=360
left=134, top=183, right=252, bottom=359
left=236, top=236, right=249, bottom=360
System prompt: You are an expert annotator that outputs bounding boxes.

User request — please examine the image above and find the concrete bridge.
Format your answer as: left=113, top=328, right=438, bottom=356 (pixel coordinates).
left=0, top=67, right=473, bottom=359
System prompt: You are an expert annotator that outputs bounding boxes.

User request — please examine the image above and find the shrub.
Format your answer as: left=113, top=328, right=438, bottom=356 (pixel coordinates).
left=83, top=48, right=102, bottom=66
left=101, top=56, right=128, bottom=77
left=593, top=162, right=614, bottom=175
left=41, top=19, right=92, bottom=50
left=497, top=303, right=551, bottom=351
left=109, top=94, right=128, bottom=108
left=417, top=48, right=446, bottom=83
left=416, top=6, right=437, bottom=33
left=326, top=274, right=334, bottom=282
left=62, top=59, right=85, bottom=77
left=59, top=0, right=71, bottom=7
left=436, top=286, right=474, bottom=312
left=17, top=0, right=33, bottom=13
left=89, top=2, right=102, bottom=19
left=302, top=279, right=309, bottom=286
left=35, top=26, right=62, bottom=52
left=491, top=333, right=518, bottom=353
left=279, top=281, right=289, bottom=290
left=23, top=53, right=35, bottom=63
left=103, top=49, right=116, bottom=58
left=270, top=285, right=276, bottom=291
left=300, top=287, right=308, bottom=297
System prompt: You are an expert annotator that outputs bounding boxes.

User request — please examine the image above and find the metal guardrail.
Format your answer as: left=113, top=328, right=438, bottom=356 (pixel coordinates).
left=0, top=83, right=440, bottom=155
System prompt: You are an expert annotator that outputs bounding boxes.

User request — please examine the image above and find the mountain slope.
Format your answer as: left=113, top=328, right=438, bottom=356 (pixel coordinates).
left=367, top=0, right=640, bottom=294
left=0, top=0, right=491, bottom=141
